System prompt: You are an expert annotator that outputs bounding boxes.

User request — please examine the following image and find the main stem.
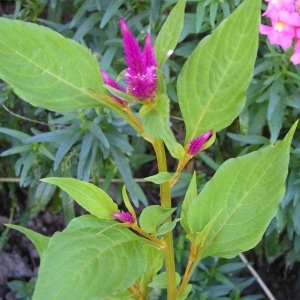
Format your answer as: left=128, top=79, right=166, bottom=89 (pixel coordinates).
left=152, top=139, right=177, bottom=300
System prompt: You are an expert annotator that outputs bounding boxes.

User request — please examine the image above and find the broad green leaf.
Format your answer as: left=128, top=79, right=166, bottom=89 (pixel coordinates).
left=148, top=272, right=181, bottom=289
left=177, top=0, right=260, bottom=143
left=33, top=217, right=146, bottom=300
left=139, top=95, right=185, bottom=159
left=139, top=205, right=176, bottom=234
left=41, top=177, right=118, bottom=219
left=0, top=18, right=110, bottom=112
left=154, top=0, right=187, bottom=67
left=145, top=172, right=174, bottom=184
left=180, top=172, right=197, bottom=234
left=5, top=224, right=49, bottom=257
left=187, top=122, right=297, bottom=259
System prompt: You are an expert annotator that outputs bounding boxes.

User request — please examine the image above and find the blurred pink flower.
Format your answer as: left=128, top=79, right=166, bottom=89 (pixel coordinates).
left=111, top=211, right=135, bottom=224
left=260, top=0, right=300, bottom=64
left=188, top=130, right=212, bottom=156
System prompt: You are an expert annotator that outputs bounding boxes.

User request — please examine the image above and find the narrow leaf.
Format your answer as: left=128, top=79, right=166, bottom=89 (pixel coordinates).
left=145, top=172, right=174, bottom=184
left=148, top=272, right=181, bottom=289
left=41, top=177, right=119, bottom=219
left=139, top=205, right=176, bottom=234
left=177, top=0, right=261, bottom=142
left=0, top=127, right=30, bottom=140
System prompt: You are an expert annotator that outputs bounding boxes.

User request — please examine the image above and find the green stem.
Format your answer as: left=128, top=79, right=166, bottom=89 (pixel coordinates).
left=152, top=139, right=177, bottom=300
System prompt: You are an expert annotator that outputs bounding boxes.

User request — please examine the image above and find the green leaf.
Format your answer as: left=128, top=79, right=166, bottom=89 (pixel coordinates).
left=104, top=84, right=142, bottom=104
left=0, top=127, right=30, bottom=140
left=122, top=186, right=137, bottom=221
left=177, top=0, right=260, bottom=143
left=139, top=205, right=176, bottom=234
left=187, top=122, right=297, bottom=259
left=139, top=95, right=185, bottom=159
left=148, top=272, right=181, bottom=289
left=33, top=217, right=146, bottom=300
left=145, top=172, right=174, bottom=184
left=1, top=144, right=34, bottom=156
left=0, top=18, right=107, bottom=112
left=154, top=0, right=187, bottom=67
left=178, top=284, right=192, bottom=300
left=154, top=218, right=180, bottom=236
left=5, top=224, right=49, bottom=257
left=139, top=244, right=164, bottom=292
left=41, top=177, right=119, bottom=219
left=180, top=172, right=197, bottom=234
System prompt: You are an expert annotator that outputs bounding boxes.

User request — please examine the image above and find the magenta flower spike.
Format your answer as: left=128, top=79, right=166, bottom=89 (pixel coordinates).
left=100, top=70, right=126, bottom=106
left=111, top=211, right=135, bottom=224
left=188, top=130, right=213, bottom=156
left=120, top=19, right=157, bottom=100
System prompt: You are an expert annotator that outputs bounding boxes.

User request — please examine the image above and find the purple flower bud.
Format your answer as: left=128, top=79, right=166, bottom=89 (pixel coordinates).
left=100, top=70, right=126, bottom=105
left=188, top=130, right=213, bottom=155
left=111, top=211, right=135, bottom=224
left=120, top=19, right=157, bottom=100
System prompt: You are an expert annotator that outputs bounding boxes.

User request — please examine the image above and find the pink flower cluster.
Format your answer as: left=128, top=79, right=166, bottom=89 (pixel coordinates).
left=260, top=0, right=300, bottom=64
left=101, top=19, right=157, bottom=105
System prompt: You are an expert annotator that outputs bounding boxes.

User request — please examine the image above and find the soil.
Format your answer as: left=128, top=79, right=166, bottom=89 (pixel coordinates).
left=0, top=190, right=66, bottom=300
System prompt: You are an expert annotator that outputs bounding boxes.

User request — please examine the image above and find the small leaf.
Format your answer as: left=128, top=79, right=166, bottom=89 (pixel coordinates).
left=140, top=95, right=185, bottom=159
left=178, top=284, right=192, bottom=300
left=145, top=172, right=174, bottom=184
left=154, top=0, right=187, bottom=67
left=139, top=205, right=176, bottom=234
left=180, top=172, right=197, bottom=234
left=5, top=224, right=49, bottom=257
left=148, top=272, right=181, bottom=289
left=41, top=177, right=119, bottom=219
left=122, top=185, right=137, bottom=221
left=154, top=218, right=180, bottom=236
left=33, top=217, right=146, bottom=300
left=104, top=84, right=142, bottom=104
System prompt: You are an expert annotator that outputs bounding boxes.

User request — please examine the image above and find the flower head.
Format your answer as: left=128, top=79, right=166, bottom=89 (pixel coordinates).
left=188, top=130, right=213, bottom=156
left=111, top=211, right=135, bottom=224
left=120, top=19, right=157, bottom=100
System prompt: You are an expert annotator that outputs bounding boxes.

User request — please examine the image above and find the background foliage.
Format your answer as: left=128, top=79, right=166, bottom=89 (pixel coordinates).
left=0, top=0, right=300, bottom=299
